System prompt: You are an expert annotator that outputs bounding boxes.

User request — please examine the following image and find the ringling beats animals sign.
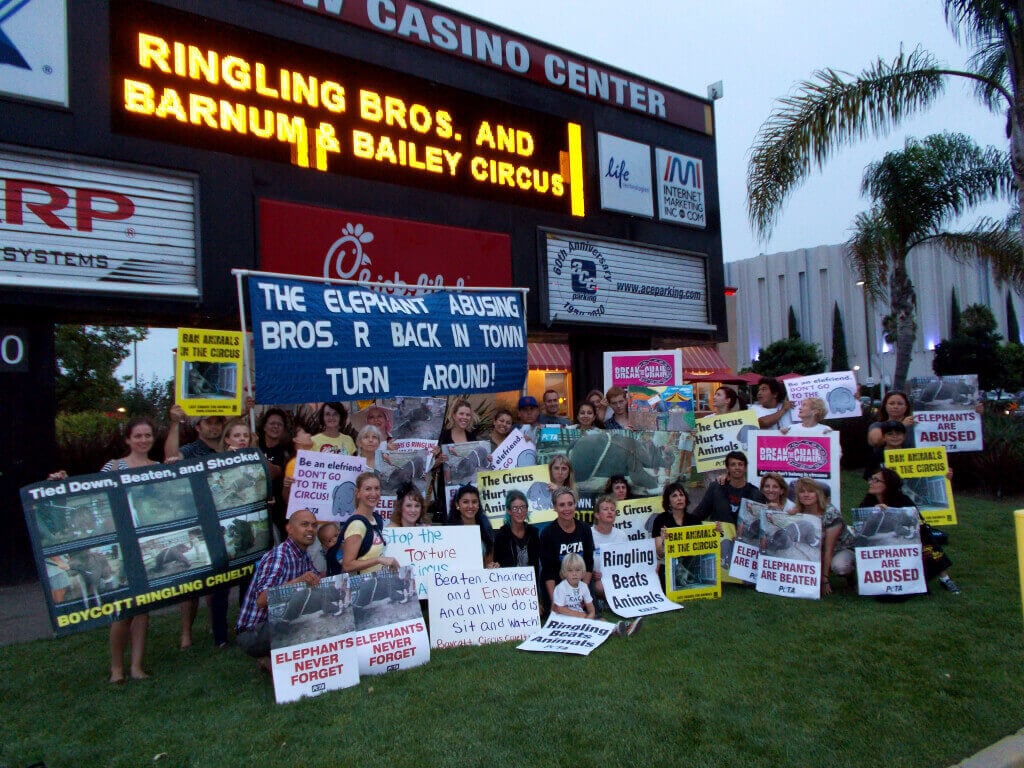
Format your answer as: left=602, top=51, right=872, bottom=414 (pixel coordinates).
left=259, top=200, right=511, bottom=294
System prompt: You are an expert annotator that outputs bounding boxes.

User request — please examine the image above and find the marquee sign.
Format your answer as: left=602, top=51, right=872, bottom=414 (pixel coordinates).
left=111, top=0, right=585, bottom=216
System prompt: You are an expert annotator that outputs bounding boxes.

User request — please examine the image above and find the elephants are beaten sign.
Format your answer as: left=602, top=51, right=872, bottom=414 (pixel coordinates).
left=248, top=276, right=527, bottom=403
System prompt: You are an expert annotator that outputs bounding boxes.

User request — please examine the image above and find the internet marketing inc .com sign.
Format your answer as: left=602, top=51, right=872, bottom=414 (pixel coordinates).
left=543, top=230, right=712, bottom=332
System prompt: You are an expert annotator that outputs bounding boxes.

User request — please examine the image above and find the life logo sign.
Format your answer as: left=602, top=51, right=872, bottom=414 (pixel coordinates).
left=634, top=358, right=673, bottom=386
left=551, top=240, right=611, bottom=317
left=784, top=440, right=828, bottom=471
left=322, top=221, right=467, bottom=296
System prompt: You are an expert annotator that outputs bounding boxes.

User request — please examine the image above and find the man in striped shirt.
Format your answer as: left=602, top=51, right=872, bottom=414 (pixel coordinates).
left=236, top=509, right=321, bottom=668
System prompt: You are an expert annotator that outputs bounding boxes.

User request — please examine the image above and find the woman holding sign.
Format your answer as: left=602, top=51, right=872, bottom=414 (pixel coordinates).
left=791, top=478, right=855, bottom=597
left=860, top=469, right=959, bottom=593
left=446, top=484, right=496, bottom=568
left=867, top=391, right=916, bottom=449
left=488, top=409, right=515, bottom=452
left=389, top=482, right=427, bottom=527
left=493, top=490, right=540, bottom=571
left=439, top=400, right=479, bottom=444
left=338, top=472, right=397, bottom=575
left=539, top=488, right=594, bottom=608
left=575, top=401, right=604, bottom=432
left=72, top=417, right=158, bottom=683
left=355, top=425, right=386, bottom=472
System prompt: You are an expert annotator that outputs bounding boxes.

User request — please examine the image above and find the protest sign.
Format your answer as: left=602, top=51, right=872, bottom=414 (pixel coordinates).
left=247, top=276, right=527, bottom=403
left=267, top=577, right=361, bottom=703
left=23, top=449, right=271, bottom=636
left=747, top=430, right=842, bottom=511
left=517, top=615, right=618, bottom=655
left=603, top=349, right=682, bottom=392
left=382, top=525, right=484, bottom=599
left=614, top=496, right=659, bottom=541
left=491, top=428, right=537, bottom=470
left=692, top=410, right=760, bottom=473
left=377, top=449, right=433, bottom=498
left=175, top=327, right=244, bottom=416
left=286, top=449, right=366, bottom=522
left=598, top=540, right=682, bottom=617
left=537, top=428, right=690, bottom=501
left=851, top=507, right=927, bottom=597
left=909, top=375, right=983, bottom=453
left=663, top=525, right=720, bottom=602
left=381, top=396, right=447, bottom=451
left=269, top=567, right=430, bottom=681
left=883, top=447, right=957, bottom=526
left=783, top=371, right=862, bottom=419
left=729, top=499, right=764, bottom=583
left=427, top=567, right=540, bottom=648
left=715, top=522, right=742, bottom=585
left=756, top=509, right=821, bottom=600
left=476, top=466, right=554, bottom=528
left=441, top=441, right=492, bottom=487
left=627, top=385, right=696, bottom=432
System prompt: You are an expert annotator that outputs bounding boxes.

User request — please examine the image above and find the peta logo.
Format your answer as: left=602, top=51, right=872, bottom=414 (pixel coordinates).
left=1, top=179, right=136, bottom=231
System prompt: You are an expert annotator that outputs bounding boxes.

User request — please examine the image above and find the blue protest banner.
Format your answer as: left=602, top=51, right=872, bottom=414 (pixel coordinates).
left=248, top=276, right=527, bottom=403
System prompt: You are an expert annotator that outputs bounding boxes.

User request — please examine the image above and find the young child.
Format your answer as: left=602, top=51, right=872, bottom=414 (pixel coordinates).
left=552, top=553, right=641, bottom=637
left=309, top=522, right=339, bottom=575
left=552, top=553, right=595, bottom=618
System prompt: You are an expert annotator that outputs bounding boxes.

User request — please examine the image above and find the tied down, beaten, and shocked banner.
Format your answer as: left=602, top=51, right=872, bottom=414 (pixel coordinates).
left=248, top=277, right=527, bottom=403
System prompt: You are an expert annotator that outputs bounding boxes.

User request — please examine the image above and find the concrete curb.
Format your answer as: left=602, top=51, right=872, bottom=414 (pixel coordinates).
left=953, top=729, right=1024, bottom=768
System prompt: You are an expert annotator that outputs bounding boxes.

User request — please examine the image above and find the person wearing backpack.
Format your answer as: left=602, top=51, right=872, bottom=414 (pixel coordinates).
left=326, top=473, right=401, bottom=610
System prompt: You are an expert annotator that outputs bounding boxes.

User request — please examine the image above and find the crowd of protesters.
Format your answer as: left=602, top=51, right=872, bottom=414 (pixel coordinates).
left=45, top=377, right=959, bottom=679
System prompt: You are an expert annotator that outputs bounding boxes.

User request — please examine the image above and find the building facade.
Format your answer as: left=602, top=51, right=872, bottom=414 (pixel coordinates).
left=725, top=242, right=1024, bottom=386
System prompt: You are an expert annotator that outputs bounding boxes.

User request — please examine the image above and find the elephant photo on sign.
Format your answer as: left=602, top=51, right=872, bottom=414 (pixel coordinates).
left=561, top=430, right=680, bottom=496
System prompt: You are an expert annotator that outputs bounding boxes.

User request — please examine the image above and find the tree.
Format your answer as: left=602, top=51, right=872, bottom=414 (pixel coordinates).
left=787, top=306, right=800, bottom=339
left=55, top=325, right=148, bottom=413
left=1008, top=291, right=1021, bottom=344
left=951, top=287, right=963, bottom=337
left=746, top=2, right=1024, bottom=377
left=751, top=338, right=827, bottom=377
left=933, top=303, right=1010, bottom=389
left=845, top=132, right=1015, bottom=389
left=747, top=2, right=1024, bottom=250
left=120, top=375, right=174, bottom=420
left=831, top=302, right=850, bottom=370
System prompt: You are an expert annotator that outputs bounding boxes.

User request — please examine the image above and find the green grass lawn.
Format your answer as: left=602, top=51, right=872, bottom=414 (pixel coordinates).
left=3, top=473, right=1023, bottom=768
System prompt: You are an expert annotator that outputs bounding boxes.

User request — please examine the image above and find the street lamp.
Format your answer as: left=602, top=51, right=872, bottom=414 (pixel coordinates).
left=856, top=281, right=873, bottom=379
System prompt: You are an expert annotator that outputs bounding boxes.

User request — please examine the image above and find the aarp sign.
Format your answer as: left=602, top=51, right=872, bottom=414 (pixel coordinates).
left=0, top=148, right=199, bottom=298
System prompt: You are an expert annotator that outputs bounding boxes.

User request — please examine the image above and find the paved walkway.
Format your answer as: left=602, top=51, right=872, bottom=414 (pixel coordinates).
left=0, top=580, right=53, bottom=646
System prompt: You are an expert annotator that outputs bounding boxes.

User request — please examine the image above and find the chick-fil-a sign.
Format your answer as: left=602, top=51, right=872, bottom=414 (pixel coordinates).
left=259, top=200, right=511, bottom=296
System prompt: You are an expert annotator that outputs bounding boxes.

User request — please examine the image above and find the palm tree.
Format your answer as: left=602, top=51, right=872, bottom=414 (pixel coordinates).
left=747, top=2, right=1024, bottom=240
left=848, top=132, right=1015, bottom=389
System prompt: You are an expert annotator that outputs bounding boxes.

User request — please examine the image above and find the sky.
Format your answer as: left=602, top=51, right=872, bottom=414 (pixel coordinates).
left=120, top=0, right=1010, bottom=384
